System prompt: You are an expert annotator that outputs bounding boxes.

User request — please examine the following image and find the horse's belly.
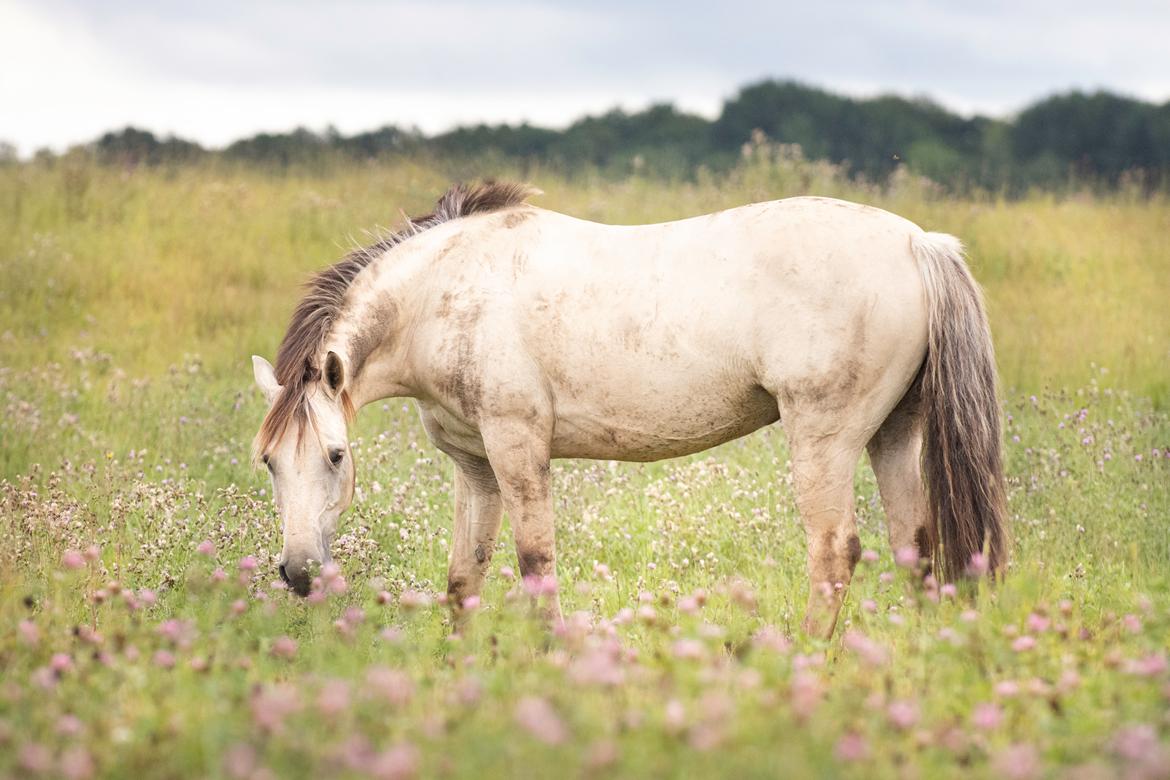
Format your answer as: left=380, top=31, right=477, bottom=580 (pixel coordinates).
left=549, top=382, right=779, bottom=461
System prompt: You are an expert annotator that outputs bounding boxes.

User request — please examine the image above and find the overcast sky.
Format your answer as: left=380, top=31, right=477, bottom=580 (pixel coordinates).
left=3, top=0, right=1169, bottom=155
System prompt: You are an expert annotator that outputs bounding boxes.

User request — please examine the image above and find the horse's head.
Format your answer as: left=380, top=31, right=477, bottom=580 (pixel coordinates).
left=251, top=354, right=355, bottom=596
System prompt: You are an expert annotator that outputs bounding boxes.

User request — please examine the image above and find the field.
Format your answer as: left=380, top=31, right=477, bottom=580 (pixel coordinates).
left=0, top=150, right=1168, bottom=778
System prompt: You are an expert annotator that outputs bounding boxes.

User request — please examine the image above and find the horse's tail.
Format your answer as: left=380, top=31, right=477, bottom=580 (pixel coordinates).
left=910, top=231, right=1009, bottom=581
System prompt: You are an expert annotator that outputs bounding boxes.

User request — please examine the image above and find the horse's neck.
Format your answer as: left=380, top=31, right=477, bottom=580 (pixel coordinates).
left=327, top=247, right=431, bottom=409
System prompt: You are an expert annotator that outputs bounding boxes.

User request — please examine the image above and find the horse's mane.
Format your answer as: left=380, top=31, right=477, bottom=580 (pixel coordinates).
left=255, top=181, right=537, bottom=456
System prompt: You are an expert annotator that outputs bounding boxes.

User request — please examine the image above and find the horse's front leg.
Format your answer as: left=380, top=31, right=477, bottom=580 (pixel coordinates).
left=446, top=456, right=503, bottom=618
left=480, top=416, right=562, bottom=627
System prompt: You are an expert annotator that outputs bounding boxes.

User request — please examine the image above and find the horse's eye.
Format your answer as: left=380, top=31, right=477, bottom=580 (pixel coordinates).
left=329, top=449, right=344, bottom=466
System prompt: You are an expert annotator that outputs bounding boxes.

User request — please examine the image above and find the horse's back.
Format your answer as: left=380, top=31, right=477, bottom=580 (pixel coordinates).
left=460, top=197, right=931, bottom=459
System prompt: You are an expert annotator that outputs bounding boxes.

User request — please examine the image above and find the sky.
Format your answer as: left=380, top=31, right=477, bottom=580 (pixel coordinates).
left=3, top=0, right=1169, bottom=156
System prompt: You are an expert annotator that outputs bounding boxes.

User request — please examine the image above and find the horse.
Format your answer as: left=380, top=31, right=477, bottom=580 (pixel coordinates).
left=251, top=181, right=1008, bottom=638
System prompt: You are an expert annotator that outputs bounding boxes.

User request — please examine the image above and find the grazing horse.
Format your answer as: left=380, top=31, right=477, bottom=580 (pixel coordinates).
left=252, top=182, right=1008, bottom=638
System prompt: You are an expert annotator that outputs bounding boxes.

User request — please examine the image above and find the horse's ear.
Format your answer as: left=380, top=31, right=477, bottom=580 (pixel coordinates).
left=252, top=355, right=280, bottom=404
left=323, top=351, right=345, bottom=398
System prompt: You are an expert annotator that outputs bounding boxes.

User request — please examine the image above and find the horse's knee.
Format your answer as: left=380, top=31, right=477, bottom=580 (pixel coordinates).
left=517, top=546, right=554, bottom=578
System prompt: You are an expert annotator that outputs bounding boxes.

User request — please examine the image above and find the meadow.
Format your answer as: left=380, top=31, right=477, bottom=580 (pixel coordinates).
left=0, top=147, right=1168, bottom=778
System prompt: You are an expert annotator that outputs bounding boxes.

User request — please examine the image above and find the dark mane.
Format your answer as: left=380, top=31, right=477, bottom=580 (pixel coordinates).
left=256, top=180, right=537, bottom=455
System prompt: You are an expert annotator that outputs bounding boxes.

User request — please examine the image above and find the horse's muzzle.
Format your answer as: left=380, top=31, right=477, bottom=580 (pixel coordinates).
left=278, top=560, right=312, bottom=596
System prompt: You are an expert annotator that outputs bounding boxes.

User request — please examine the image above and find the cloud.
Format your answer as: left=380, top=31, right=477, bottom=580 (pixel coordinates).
left=2, top=0, right=1168, bottom=154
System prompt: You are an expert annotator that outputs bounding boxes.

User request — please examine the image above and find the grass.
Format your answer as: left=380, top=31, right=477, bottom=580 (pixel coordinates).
left=0, top=153, right=1167, bottom=778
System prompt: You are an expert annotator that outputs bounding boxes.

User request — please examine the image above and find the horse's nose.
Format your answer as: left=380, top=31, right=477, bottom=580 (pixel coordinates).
left=279, top=560, right=311, bottom=596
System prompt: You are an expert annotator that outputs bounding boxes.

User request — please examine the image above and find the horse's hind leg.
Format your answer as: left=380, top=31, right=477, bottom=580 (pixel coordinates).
left=866, top=382, right=933, bottom=571
left=784, top=422, right=867, bottom=639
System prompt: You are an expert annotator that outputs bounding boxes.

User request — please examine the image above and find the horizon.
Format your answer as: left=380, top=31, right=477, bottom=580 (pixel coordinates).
left=3, top=0, right=1170, bottom=156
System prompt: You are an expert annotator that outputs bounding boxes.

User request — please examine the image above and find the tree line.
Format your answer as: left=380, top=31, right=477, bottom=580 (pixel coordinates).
left=24, top=79, right=1170, bottom=193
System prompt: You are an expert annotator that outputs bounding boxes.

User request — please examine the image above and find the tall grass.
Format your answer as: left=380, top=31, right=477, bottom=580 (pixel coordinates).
left=1, top=149, right=1166, bottom=391
left=0, top=152, right=1168, bottom=778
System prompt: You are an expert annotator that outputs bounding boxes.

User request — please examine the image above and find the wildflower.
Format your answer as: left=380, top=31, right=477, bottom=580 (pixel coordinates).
left=522, top=575, right=558, bottom=598
left=368, top=743, right=419, bottom=780
left=586, top=740, right=619, bottom=770
left=967, top=552, right=988, bottom=576
left=238, top=556, right=258, bottom=572
left=1127, top=652, right=1167, bottom=677
left=1025, top=613, right=1050, bottom=633
left=460, top=595, right=481, bottom=611
left=56, top=714, right=84, bottom=736
left=971, top=702, right=1003, bottom=730
left=1012, top=636, right=1037, bottom=652
left=32, top=667, right=56, bottom=690
left=886, top=700, right=919, bottom=730
left=992, top=743, right=1041, bottom=780
left=62, top=549, right=86, bottom=570
left=453, top=676, right=483, bottom=706
left=60, top=746, right=95, bottom=780
left=894, top=546, right=919, bottom=569
left=861, top=599, right=878, bottom=613
left=19, top=743, right=53, bottom=774
left=938, top=627, right=961, bottom=645
left=790, top=672, right=824, bottom=721
left=1122, top=614, right=1142, bottom=633
left=727, top=578, right=757, bottom=610
left=195, top=540, right=215, bottom=556
left=1057, top=669, right=1081, bottom=693
left=398, top=590, right=431, bottom=612
left=995, top=680, right=1021, bottom=697
left=18, top=619, right=40, bottom=646
left=861, top=549, right=880, bottom=563
left=138, top=589, right=157, bottom=607
left=223, top=744, right=257, bottom=779
left=153, top=650, right=175, bottom=669
left=671, top=638, right=705, bottom=660
left=157, top=619, right=195, bottom=647
left=317, top=680, right=350, bottom=716
left=270, top=636, right=298, bottom=659
left=688, top=722, right=724, bottom=751
left=1112, top=724, right=1166, bottom=771
left=250, top=684, right=301, bottom=734
left=366, top=667, right=414, bottom=706
left=50, top=653, right=73, bottom=674
left=835, top=732, right=869, bottom=762
left=664, top=699, right=687, bottom=733
left=84, top=545, right=101, bottom=561
left=499, top=565, right=515, bottom=580
left=940, top=583, right=957, bottom=598
left=515, top=696, right=568, bottom=745
left=612, top=607, right=635, bottom=626
left=843, top=630, right=889, bottom=668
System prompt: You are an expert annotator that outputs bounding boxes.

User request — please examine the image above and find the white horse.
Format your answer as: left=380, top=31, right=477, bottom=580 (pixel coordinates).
left=252, top=182, right=1008, bottom=638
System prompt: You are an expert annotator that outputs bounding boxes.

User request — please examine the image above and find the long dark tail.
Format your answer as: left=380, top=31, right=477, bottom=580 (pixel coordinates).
left=911, top=231, right=1009, bottom=580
